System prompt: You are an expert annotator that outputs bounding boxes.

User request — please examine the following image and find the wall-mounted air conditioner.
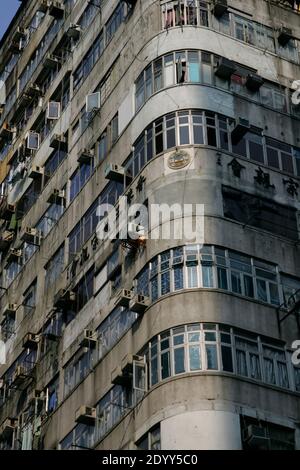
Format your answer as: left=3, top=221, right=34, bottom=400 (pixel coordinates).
left=212, top=0, right=228, bottom=17
left=50, top=133, right=68, bottom=151
left=27, top=389, right=44, bottom=407
left=27, top=83, right=42, bottom=99
left=3, top=303, right=17, bottom=318
left=129, top=294, right=150, bottom=314
left=245, top=74, right=264, bottom=92
left=0, top=122, right=14, bottom=141
left=47, top=188, right=65, bottom=204
left=6, top=248, right=22, bottom=264
left=231, top=118, right=250, bottom=144
left=0, top=230, right=14, bottom=251
left=20, top=227, right=42, bottom=245
left=53, top=289, right=76, bottom=309
left=43, top=53, right=61, bottom=70
left=113, top=288, right=134, bottom=308
left=46, top=101, right=61, bottom=120
left=86, top=92, right=101, bottom=114
left=278, top=26, right=294, bottom=46
left=75, top=406, right=96, bottom=426
left=22, top=333, right=39, bottom=350
left=67, top=24, right=81, bottom=40
left=48, top=1, right=65, bottom=19
left=12, top=366, right=28, bottom=387
left=28, top=165, right=44, bottom=180
left=105, top=163, right=125, bottom=183
left=79, top=330, right=97, bottom=349
left=77, top=148, right=94, bottom=164
left=12, top=27, right=26, bottom=43
left=26, top=131, right=40, bottom=150
left=38, top=1, right=49, bottom=14
left=214, top=57, right=236, bottom=80
left=0, top=418, right=18, bottom=440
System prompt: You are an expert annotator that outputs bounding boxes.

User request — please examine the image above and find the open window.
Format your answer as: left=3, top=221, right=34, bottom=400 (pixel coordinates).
left=86, top=92, right=101, bottom=113
left=133, top=355, right=147, bottom=393
left=46, top=101, right=61, bottom=120
left=26, top=131, right=40, bottom=150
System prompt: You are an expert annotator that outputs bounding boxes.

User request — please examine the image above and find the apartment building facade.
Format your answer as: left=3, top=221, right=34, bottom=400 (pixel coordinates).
left=0, top=0, right=299, bottom=450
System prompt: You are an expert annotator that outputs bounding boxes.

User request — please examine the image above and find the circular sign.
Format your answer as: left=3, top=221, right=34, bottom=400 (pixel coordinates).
left=168, top=150, right=191, bottom=169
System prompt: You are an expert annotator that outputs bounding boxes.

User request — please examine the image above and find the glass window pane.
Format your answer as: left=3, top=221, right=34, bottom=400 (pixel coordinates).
left=202, top=265, right=213, bottom=287
left=161, top=351, right=171, bottom=379
left=257, top=279, right=268, bottom=302
left=189, top=345, right=202, bottom=370
left=174, top=347, right=185, bottom=374
left=222, top=345, right=233, bottom=372
left=206, top=344, right=218, bottom=370
left=188, top=51, right=200, bottom=82
left=174, top=266, right=184, bottom=290
left=217, top=267, right=228, bottom=290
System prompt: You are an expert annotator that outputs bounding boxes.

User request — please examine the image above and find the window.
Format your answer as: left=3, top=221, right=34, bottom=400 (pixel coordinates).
left=44, top=150, right=67, bottom=181
left=23, top=279, right=37, bottom=315
left=74, top=267, right=94, bottom=313
left=223, top=187, right=299, bottom=242
left=98, top=132, right=108, bottom=163
left=137, top=425, right=161, bottom=450
left=45, top=244, right=65, bottom=287
left=136, top=245, right=294, bottom=308
left=106, top=2, right=125, bottom=44
left=70, top=161, right=94, bottom=201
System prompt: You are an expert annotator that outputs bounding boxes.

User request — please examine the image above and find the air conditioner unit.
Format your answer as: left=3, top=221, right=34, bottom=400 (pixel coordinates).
left=0, top=231, right=14, bottom=251
left=12, top=366, right=28, bottom=387
left=26, top=131, right=40, bottom=150
left=27, top=389, right=44, bottom=406
left=128, top=223, right=145, bottom=239
left=0, top=418, right=18, bottom=440
left=47, top=189, right=65, bottom=204
left=38, top=1, right=49, bottom=14
left=86, top=92, right=101, bottom=114
left=215, top=57, right=236, bottom=80
left=77, top=148, right=94, bottom=164
left=212, top=0, right=228, bottom=17
left=28, top=165, right=44, bottom=180
left=111, top=365, right=125, bottom=385
left=53, top=289, right=76, bottom=309
left=27, top=83, right=42, bottom=99
left=43, top=53, right=61, bottom=70
left=243, top=424, right=270, bottom=449
left=22, top=333, right=39, bottom=350
left=48, top=1, right=65, bottom=19
left=12, top=27, right=26, bottom=43
left=111, top=354, right=142, bottom=385
left=245, top=74, right=264, bottom=92
left=20, top=227, right=41, bottom=244
left=3, top=303, right=17, bottom=318
left=113, top=288, right=134, bottom=308
left=129, top=294, right=150, bottom=314
left=231, top=117, right=250, bottom=144
left=75, top=405, right=96, bottom=426
left=9, top=41, right=21, bottom=54
left=67, top=24, right=81, bottom=40
left=0, top=203, right=15, bottom=221
left=46, top=101, right=61, bottom=120
left=278, top=26, right=293, bottom=46
left=79, top=330, right=97, bottom=349
left=0, top=123, right=14, bottom=141
left=105, top=163, right=125, bottom=183
left=6, top=248, right=22, bottom=264
left=49, top=133, right=68, bottom=151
